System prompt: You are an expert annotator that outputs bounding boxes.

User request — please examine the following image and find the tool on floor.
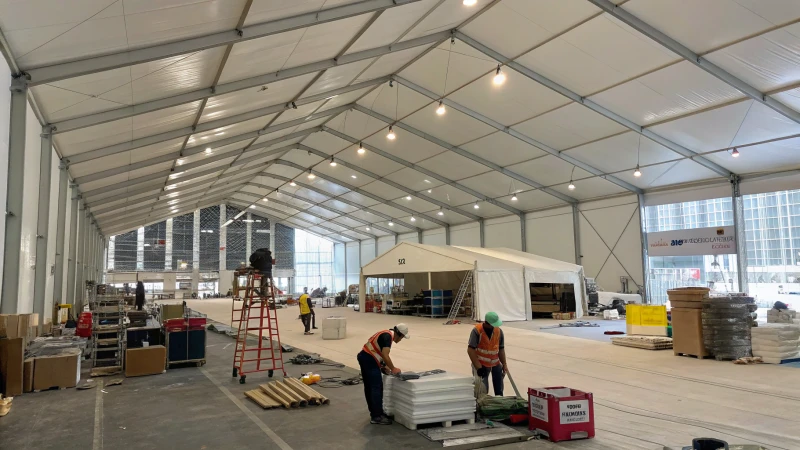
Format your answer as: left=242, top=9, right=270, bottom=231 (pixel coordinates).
left=444, top=270, right=473, bottom=325
left=231, top=269, right=287, bottom=384
left=539, top=321, right=600, bottom=330
left=506, top=369, right=522, bottom=399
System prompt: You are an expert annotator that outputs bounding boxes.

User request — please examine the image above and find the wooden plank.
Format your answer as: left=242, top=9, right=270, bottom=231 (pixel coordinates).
left=244, top=389, right=281, bottom=409
left=259, top=384, right=294, bottom=408
left=286, top=377, right=330, bottom=405
left=270, top=381, right=307, bottom=407
left=283, top=378, right=318, bottom=405
left=285, top=378, right=323, bottom=403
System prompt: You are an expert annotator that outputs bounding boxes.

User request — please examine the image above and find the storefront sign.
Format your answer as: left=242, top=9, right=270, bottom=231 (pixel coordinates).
left=647, top=226, right=736, bottom=257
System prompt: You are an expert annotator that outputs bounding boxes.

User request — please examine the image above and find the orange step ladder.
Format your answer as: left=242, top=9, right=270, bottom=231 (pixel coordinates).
left=231, top=269, right=286, bottom=384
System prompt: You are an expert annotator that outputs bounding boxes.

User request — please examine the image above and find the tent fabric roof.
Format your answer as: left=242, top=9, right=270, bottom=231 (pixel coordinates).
left=455, top=247, right=583, bottom=274
left=361, top=241, right=521, bottom=276
left=5, top=0, right=800, bottom=238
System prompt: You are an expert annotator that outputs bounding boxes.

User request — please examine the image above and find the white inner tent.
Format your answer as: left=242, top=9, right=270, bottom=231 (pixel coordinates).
left=359, top=242, right=586, bottom=321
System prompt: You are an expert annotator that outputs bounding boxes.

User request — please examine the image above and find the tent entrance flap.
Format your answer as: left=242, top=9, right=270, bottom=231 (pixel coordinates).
left=530, top=283, right=576, bottom=318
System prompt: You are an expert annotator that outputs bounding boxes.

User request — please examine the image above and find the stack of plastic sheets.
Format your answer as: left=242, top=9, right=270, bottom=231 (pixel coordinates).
left=752, top=324, right=800, bottom=364
left=382, top=374, right=394, bottom=416
left=387, top=372, right=475, bottom=430
left=702, top=295, right=756, bottom=361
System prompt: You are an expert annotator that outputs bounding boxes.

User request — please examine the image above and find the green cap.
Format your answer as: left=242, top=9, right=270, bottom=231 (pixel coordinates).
left=484, top=311, right=502, bottom=328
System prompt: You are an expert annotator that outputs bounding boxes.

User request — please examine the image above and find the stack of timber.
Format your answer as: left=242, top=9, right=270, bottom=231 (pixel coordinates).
left=611, top=336, right=673, bottom=350
left=245, top=378, right=330, bottom=409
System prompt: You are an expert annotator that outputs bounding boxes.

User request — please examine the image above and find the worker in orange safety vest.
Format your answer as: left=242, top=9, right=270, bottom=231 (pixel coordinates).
left=467, top=311, right=508, bottom=396
left=356, top=323, right=409, bottom=425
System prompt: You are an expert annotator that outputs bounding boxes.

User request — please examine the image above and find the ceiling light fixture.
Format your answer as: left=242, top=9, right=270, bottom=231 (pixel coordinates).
left=205, top=148, right=212, bottom=154
left=329, top=156, right=337, bottom=167
left=176, top=159, right=184, bottom=165
left=289, top=180, right=296, bottom=187
left=437, top=209, right=444, bottom=216
left=262, top=198, right=268, bottom=202
left=405, top=196, right=412, bottom=201
left=357, top=142, right=365, bottom=154
left=215, top=132, right=225, bottom=136
left=388, top=221, right=394, bottom=226
left=351, top=175, right=357, bottom=179
left=511, top=194, right=518, bottom=201
left=473, top=202, right=480, bottom=209
left=463, top=0, right=477, bottom=5
left=634, top=134, right=642, bottom=178
left=365, top=227, right=370, bottom=231
left=410, top=216, right=416, bottom=222
left=568, top=166, right=576, bottom=190
left=493, top=65, right=506, bottom=86
left=387, top=126, right=396, bottom=140
left=427, top=189, right=432, bottom=193
left=633, top=165, right=642, bottom=178
left=731, top=148, right=740, bottom=158
left=307, top=170, right=316, bottom=180
left=436, top=101, right=446, bottom=116
left=249, top=205, right=256, bottom=209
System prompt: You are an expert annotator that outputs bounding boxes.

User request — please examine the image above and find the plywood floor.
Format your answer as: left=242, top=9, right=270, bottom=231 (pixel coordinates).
left=182, top=299, right=800, bottom=449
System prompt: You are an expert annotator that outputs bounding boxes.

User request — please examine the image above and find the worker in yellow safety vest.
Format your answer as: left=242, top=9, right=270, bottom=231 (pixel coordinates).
left=467, top=311, right=508, bottom=396
left=298, top=292, right=314, bottom=335
left=356, top=323, right=409, bottom=425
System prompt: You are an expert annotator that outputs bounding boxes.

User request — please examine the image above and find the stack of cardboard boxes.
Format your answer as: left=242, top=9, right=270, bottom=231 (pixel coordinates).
left=322, top=317, right=346, bottom=340
left=668, top=287, right=710, bottom=358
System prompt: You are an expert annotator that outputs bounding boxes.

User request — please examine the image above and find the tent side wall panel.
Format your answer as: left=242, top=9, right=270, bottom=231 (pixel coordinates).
left=525, top=207, right=575, bottom=264
left=450, top=223, right=481, bottom=247
left=484, top=216, right=523, bottom=251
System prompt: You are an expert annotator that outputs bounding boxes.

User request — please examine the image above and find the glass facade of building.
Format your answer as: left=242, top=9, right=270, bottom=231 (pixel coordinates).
left=294, top=229, right=334, bottom=297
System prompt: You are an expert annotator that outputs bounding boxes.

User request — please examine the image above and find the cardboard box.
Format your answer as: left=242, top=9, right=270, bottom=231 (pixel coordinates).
left=671, top=308, right=709, bottom=357
left=33, top=349, right=81, bottom=391
left=161, top=304, right=184, bottom=320
left=0, top=338, right=25, bottom=396
left=125, top=346, right=166, bottom=377
left=0, top=315, right=20, bottom=339
left=23, top=358, right=34, bottom=393
left=669, top=300, right=703, bottom=309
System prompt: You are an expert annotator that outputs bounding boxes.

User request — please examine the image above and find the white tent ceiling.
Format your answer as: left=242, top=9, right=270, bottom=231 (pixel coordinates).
left=4, top=0, right=800, bottom=241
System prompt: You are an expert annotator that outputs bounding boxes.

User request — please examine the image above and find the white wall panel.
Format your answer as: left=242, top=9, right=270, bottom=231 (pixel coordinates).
left=399, top=232, right=418, bottom=243
left=44, top=147, right=60, bottom=322
left=578, top=196, right=642, bottom=292
left=0, top=58, right=10, bottom=294
left=333, top=242, right=345, bottom=293
left=17, top=106, right=41, bottom=313
left=377, top=236, right=395, bottom=255
left=484, top=216, right=522, bottom=250
left=450, top=222, right=480, bottom=247
left=526, top=207, right=575, bottom=263
left=360, top=239, right=376, bottom=266
left=345, top=242, right=360, bottom=287
left=422, top=229, right=446, bottom=246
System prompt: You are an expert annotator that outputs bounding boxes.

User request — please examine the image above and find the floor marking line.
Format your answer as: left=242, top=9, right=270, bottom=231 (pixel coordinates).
left=200, top=368, right=293, bottom=450
left=92, top=380, right=104, bottom=450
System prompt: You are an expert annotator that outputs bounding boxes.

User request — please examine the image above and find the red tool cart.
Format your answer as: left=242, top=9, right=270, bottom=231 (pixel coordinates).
left=528, top=387, right=595, bottom=442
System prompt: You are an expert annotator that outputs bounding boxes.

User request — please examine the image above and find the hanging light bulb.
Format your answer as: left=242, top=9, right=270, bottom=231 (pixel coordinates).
left=388, top=221, right=394, bottom=226
left=357, top=142, right=365, bottom=154
left=493, top=65, right=506, bottom=86
left=405, top=196, right=412, bottom=201
left=427, top=189, right=432, bottom=194
left=387, top=126, right=396, bottom=140
left=568, top=182, right=576, bottom=191
left=436, top=101, right=446, bottom=116
left=463, top=0, right=477, bottom=5
left=437, top=209, right=444, bottom=216
left=731, top=148, right=740, bottom=158
left=289, top=180, right=296, bottom=187
left=307, top=170, right=316, bottom=180
left=633, top=165, right=642, bottom=178
left=329, top=156, right=337, bottom=167
left=410, top=216, right=416, bottom=222
left=511, top=194, right=518, bottom=201
left=365, top=227, right=370, bottom=231
left=473, top=202, right=480, bottom=209
left=262, top=198, right=268, bottom=202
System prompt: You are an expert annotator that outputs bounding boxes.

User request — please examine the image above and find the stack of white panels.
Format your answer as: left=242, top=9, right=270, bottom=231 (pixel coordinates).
left=382, top=374, right=394, bottom=416
left=321, top=317, right=346, bottom=340
left=752, top=324, right=800, bottom=364
left=389, top=373, right=476, bottom=430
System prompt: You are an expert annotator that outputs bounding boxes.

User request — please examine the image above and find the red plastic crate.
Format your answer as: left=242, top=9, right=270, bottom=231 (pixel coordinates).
left=77, top=312, right=92, bottom=338
left=528, top=387, right=595, bottom=442
left=188, top=317, right=206, bottom=330
left=163, top=318, right=187, bottom=332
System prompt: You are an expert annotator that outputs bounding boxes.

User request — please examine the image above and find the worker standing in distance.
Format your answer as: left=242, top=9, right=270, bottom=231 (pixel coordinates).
left=467, top=312, right=508, bottom=396
left=298, top=291, right=313, bottom=335
left=357, top=324, right=409, bottom=425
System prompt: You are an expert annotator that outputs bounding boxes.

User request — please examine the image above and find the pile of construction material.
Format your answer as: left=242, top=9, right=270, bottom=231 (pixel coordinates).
left=611, top=336, right=673, bottom=350
left=702, top=294, right=756, bottom=361
left=322, top=316, right=346, bottom=340
left=386, top=372, right=476, bottom=430
left=245, top=379, right=330, bottom=409
left=751, top=324, right=800, bottom=364
left=382, top=374, right=395, bottom=416
left=767, top=307, right=798, bottom=325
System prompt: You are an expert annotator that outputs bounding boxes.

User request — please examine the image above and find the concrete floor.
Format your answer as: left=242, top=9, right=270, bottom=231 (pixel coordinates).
left=504, top=318, right=626, bottom=343
left=4, top=299, right=800, bottom=449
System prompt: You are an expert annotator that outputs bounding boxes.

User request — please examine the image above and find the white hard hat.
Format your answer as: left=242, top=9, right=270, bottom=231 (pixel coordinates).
left=395, top=323, right=410, bottom=339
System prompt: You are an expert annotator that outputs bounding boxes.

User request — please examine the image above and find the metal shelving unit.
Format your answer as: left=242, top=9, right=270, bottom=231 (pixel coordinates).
left=90, top=292, right=125, bottom=370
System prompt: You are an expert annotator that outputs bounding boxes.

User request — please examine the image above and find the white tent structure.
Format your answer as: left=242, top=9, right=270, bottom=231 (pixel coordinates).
left=359, top=242, right=585, bottom=321
left=456, top=246, right=587, bottom=319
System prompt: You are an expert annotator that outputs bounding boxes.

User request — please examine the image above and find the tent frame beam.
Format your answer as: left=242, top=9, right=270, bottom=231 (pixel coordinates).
left=392, top=75, right=644, bottom=194
left=586, top=0, right=800, bottom=127
left=228, top=200, right=347, bottom=244
left=454, top=31, right=732, bottom=178
left=352, top=104, right=577, bottom=205
left=23, top=0, right=428, bottom=86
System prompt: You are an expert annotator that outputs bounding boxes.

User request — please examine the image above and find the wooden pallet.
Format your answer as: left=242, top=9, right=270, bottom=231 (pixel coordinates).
left=393, top=415, right=475, bottom=431
left=611, top=336, right=673, bottom=350
left=675, top=352, right=713, bottom=359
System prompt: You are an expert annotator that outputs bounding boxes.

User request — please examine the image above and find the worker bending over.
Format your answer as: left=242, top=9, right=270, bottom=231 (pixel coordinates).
left=467, top=312, right=508, bottom=396
left=357, top=324, right=409, bottom=425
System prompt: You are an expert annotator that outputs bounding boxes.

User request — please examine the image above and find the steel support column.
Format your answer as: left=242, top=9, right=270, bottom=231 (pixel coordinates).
left=245, top=212, right=253, bottom=257
left=417, top=230, right=423, bottom=244
left=219, top=204, right=226, bottom=270
left=32, top=127, right=54, bottom=322
left=572, top=204, right=582, bottom=265
left=269, top=219, right=275, bottom=253
left=53, top=162, right=69, bottom=307
left=637, top=194, right=650, bottom=303
left=374, top=238, right=378, bottom=258
left=731, top=175, right=749, bottom=294
left=66, top=189, right=79, bottom=305
left=1, top=78, right=28, bottom=314
left=479, top=220, right=485, bottom=248
left=75, top=209, right=86, bottom=310
left=445, top=225, right=451, bottom=246
left=519, top=214, right=527, bottom=252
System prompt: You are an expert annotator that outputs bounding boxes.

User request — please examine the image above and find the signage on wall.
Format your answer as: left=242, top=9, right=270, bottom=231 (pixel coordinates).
left=647, top=226, right=736, bottom=257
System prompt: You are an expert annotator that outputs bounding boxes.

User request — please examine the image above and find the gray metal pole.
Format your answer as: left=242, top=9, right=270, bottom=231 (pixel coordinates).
left=76, top=210, right=87, bottom=309
left=32, top=126, right=54, bottom=323
left=53, top=162, right=68, bottom=308
left=1, top=78, right=28, bottom=314
left=572, top=204, right=582, bottom=265
left=66, top=190, right=79, bottom=305
left=479, top=220, right=485, bottom=248
left=519, top=214, right=527, bottom=252
left=638, top=194, right=650, bottom=303
left=445, top=225, right=451, bottom=246
left=731, top=175, right=749, bottom=294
